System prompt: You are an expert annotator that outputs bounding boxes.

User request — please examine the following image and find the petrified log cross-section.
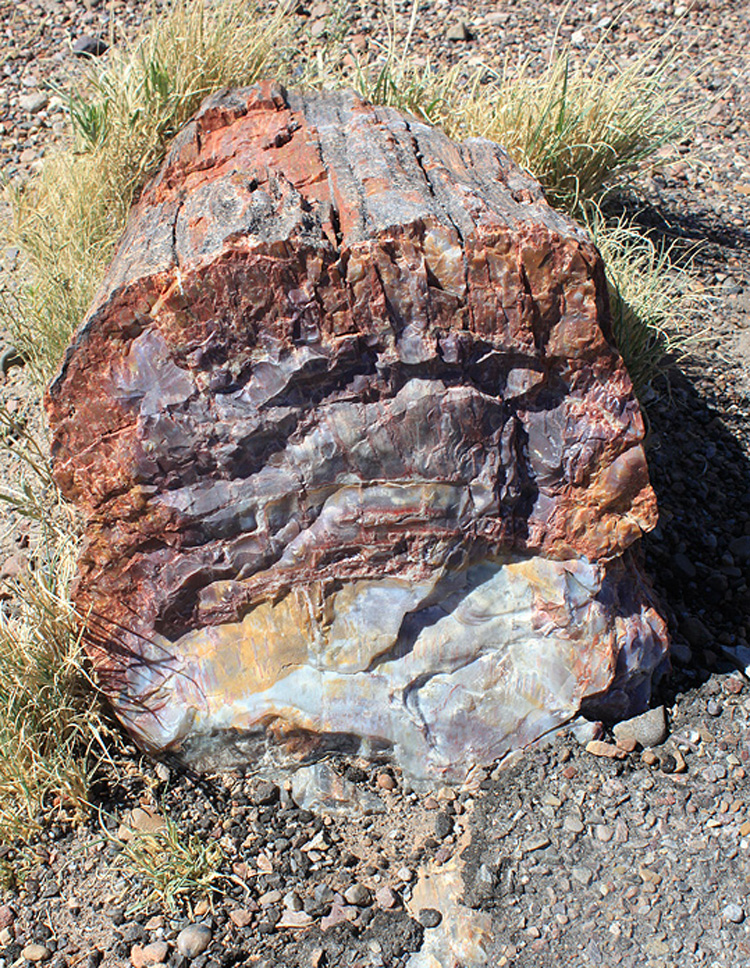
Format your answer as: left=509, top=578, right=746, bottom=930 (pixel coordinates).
left=46, top=82, right=668, bottom=781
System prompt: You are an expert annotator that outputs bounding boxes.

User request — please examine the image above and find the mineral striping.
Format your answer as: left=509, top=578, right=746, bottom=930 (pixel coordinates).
left=46, top=82, right=668, bottom=781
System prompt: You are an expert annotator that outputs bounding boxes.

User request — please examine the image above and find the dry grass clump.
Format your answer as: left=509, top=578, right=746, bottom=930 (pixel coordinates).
left=113, top=815, right=225, bottom=914
left=0, top=418, right=116, bottom=848
left=0, top=0, right=293, bottom=853
left=4, top=0, right=292, bottom=384
left=589, top=213, right=705, bottom=395
left=448, top=46, right=694, bottom=215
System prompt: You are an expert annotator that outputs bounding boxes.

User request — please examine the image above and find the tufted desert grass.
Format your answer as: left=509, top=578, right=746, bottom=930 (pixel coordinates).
left=447, top=49, right=693, bottom=216
left=112, top=814, right=226, bottom=914
left=0, top=0, right=296, bottom=855
left=0, top=413, right=118, bottom=850
left=588, top=211, right=706, bottom=395
left=0, top=0, right=297, bottom=852
left=0, top=0, right=707, bottom=849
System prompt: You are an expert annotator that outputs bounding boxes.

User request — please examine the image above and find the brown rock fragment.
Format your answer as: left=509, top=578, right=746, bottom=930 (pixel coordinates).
left=130, top=942, right=169, bottom=968
left=586, top=740, right=627, bottom=760
left=117, top=806, right=166, bottom=842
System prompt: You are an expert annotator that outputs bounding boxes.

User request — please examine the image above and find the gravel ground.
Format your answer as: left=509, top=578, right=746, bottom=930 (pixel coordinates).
left=1, top=1, right=750, bottom=966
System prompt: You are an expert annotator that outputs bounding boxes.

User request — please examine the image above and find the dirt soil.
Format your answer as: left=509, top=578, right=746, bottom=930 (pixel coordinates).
left=1, top=1, right=750, bottom=967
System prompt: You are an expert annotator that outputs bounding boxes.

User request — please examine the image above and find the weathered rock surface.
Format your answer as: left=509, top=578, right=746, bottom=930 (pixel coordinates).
left=46, top=82, right=668, bottom=781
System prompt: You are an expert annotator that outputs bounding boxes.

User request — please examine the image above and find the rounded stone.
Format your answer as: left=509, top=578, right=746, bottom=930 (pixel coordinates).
left=659, top=753, right=677, bottom=774
left=72, top=34, right=109, bottom=57
left=434, top=813, right=453, bottom=839
left=722, top=903, right=744, bottom=924
left=680, top=616, right=712, bottom=650
left=18, top=92, right=48, bottom=114
left=729, top=536, right=750, bottom=560
left=670, top=640, right=693, bottom=665
left=131, top=941, right=169, bottom=968
left=612, top=706, right=668, bottom=749
left=21, top=945, right=51, bottom=964
left=176, top=924, right=212, bottom=959
left=418, top=908, right=443, bottom=928
left=344, top=884, right=372, bottom=907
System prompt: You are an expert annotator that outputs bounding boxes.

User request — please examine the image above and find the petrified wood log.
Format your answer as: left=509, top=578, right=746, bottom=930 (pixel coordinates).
left=46, top=82, right=668, bottom=781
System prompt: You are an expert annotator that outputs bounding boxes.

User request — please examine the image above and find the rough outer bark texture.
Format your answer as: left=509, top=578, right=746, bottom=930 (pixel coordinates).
left=46, top=82, right=668, bottom=781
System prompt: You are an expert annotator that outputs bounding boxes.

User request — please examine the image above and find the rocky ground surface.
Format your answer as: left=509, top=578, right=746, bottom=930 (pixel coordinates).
left=1, top=0, right=750, bottom=967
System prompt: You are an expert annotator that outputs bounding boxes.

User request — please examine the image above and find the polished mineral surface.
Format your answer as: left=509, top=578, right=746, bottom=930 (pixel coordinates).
left=46, top=82, right=668, bottom=781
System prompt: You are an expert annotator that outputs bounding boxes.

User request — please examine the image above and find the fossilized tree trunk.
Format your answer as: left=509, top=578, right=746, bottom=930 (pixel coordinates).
left=46, top=82, right=668, bottom=781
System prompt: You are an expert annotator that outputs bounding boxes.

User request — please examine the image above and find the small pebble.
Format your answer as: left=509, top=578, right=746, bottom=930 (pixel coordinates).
left=72, top=34, right=108, bottom=56
left=375, top=886, right=398, bottom=910
left=571, top=719, right=603, bottom=744
left=586, top=740, right=626, bottom=760
left=564, top=816, right=584, bottom=834
left=283, top=891, right=303, bottom=911
left=419, top=908, right=443, bottom=928
left=259, top=889, right=283, bottom=907
left=659, top=753, right=677, bottom=774
left=523, top=833, right=551, bottom=852
left=154, top=762, right=170, bottom=783
left=670, top=640, right=693, bottom=665
left=253, top=780, right=280, bottom=805
left=434, top=812, right=453, bottom=839
left=229, top=909, right=254, bottom=928
left=572, top=866, right=592, bottom=886
left=722, top=903, right=745, bottom=924
left=21, top=945, right=51, bottom=964
left=176, top=924, right=212, bottom=959
left=130, top=941, right=168, bottom=968
left=446, top=21, right=471, bottom=41
left=278, top=910, right=314, bottom=928
left=344, top=883, right=372, bottom=906
left=615, top=736, right=637, bottom=753
left=18, top=92, right=48, bottom=114
left=613, top=706, right=668, bottom=749
left=0, top=905, right=15, bottom=929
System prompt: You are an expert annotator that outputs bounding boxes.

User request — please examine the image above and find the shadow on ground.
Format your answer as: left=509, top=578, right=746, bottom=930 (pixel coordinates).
left=612, top=188, right=750, bottom=265
left=643, top=365, right=750, bottom=703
